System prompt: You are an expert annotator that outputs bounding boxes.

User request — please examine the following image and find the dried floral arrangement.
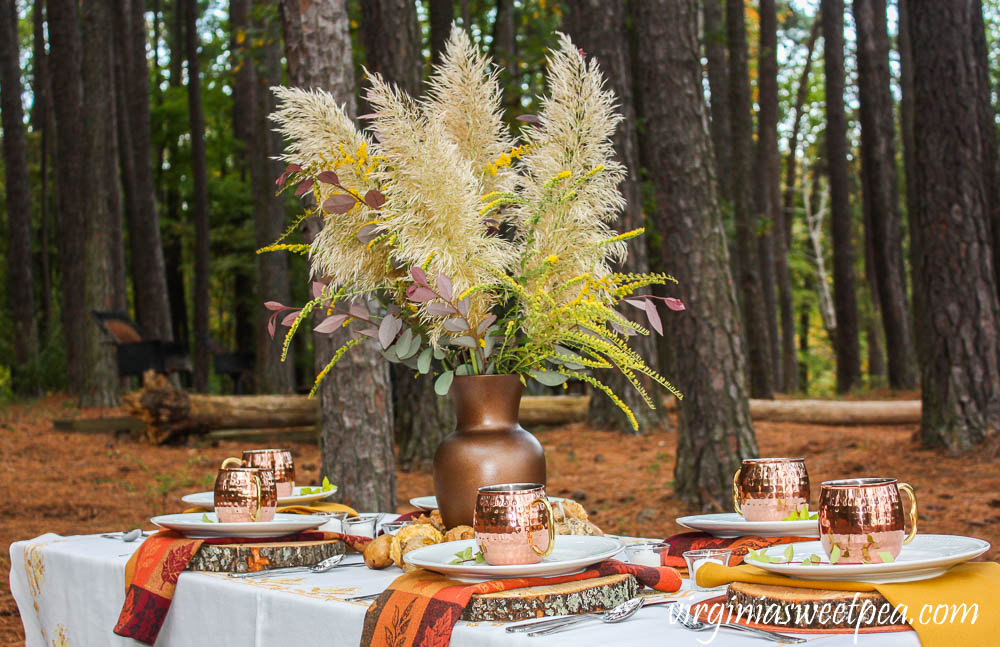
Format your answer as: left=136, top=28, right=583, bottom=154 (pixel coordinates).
left=262, top=28, right=683, bottom=429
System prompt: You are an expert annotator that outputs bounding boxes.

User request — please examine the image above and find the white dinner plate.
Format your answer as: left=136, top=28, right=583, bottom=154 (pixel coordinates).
left=181, top=485, right=338, bottom=508
left=151, top=513, right=326, bottom=539
left=743, top=534, right=990, bottom=583
left=409, top=495, right=567, bottom=512
left=675, top=512, right=820, bottom=538
left=403, top=536, right=624, bottom=578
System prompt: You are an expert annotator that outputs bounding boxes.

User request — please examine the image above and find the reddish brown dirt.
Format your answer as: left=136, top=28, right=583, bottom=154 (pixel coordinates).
left=3, top=394, right=998, bottom=645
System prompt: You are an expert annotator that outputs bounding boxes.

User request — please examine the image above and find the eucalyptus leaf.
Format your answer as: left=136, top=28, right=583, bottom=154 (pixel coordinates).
left=201, top=513, right=213, bottom=523
left=444, top=318, right=468, bottom=333
left=529, top=369, right=568, bottom=386
left=483, top=331, right=498, bottom=359
left=455, top=363, right=473, bottom=376
left=783, top=544, right=795, bottom=562
left=878, top=551, right=895, bottom=563
left=433, top=347, right=446, bottom=360
left=417, top=348, right=433, bottom=374
left=450, top=335, right=478, bottom=348
left=434, top=370, right=454, bottom=396
left=829, top=545, right=842, bottom=565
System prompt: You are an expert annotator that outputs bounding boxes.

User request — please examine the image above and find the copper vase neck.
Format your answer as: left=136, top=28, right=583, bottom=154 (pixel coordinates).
left=451, top=374, right=524, bottom=431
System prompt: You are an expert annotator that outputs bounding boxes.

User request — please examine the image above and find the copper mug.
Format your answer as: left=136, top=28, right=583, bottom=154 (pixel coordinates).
left=214, top=457, right=277, bottom=522
left=473, top=483, right=556, bottom=565
left=819, top=478, right=917, bottom=564
left=242, top=449, right=295, bottom=497
left=732, top=457, right=810, bottom=521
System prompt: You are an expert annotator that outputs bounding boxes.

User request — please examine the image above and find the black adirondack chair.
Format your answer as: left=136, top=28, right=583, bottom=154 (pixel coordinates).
left=92, top=312, right=192, bottom=378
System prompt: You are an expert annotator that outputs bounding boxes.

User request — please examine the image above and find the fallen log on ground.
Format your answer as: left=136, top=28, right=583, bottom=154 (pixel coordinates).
left=123, top=372, right=922, bottom=443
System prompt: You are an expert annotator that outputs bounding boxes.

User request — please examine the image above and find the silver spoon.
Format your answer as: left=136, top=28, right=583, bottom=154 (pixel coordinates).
left=506, top=598, right=674, bottom=636
left=229, top=553, right=348, bottom=578
left=102, top=529, right=145, bottom=542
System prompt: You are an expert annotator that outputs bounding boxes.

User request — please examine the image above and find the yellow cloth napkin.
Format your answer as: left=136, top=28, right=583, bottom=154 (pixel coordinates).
left=698, top=561, right=1000, bottom=647
left=183, top=501, right=359, bottom=517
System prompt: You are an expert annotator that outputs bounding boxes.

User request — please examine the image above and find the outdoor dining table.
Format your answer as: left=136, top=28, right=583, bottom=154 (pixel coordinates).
left=9, top=529, right=923, bottom=646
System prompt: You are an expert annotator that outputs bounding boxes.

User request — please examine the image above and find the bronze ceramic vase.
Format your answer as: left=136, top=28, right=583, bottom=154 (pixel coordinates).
left=433, top=375, right=547, bottom=528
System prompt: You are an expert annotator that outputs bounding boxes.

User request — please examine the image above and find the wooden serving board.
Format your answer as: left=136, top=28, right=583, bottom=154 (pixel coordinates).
left=186, top=539, right=345, bottom=574
left=461, top=574, right=639, bottom=622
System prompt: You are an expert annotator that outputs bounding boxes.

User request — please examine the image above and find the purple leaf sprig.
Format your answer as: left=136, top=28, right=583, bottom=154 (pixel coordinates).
left=619, top=295, right=685, bottom=335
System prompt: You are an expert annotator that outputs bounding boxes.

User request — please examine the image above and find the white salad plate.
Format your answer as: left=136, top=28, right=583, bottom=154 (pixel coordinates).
left=675, top=512, right=820, bottom=538
left=403, top=536, right=624, bottom=578
left=744, top=534, right=990, bottom=584
left=181, top=485, right=337, bottom=508
left=151, top=513, right=326, bottom=539
left=409, top=495, right=566, bottom=512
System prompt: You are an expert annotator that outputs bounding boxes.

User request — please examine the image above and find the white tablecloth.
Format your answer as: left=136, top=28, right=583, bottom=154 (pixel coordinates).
left=9, top=532, right=922, bottom=646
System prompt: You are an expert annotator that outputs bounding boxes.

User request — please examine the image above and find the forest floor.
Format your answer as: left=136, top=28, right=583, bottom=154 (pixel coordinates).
left=3, top=393, right=999, bottom=645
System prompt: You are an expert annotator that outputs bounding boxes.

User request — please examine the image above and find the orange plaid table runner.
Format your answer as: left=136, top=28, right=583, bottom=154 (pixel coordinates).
left=360, top=560, right=681, bottom=647
left=661, top=531, right=815, bottom=568
left=114, top=530, right=371, bottom=644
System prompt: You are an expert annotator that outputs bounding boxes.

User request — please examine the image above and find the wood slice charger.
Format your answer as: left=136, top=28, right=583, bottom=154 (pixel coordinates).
left=186, top=539, right=345, bottom=574
left=462, top=573, right=639, bottom=622
left=690, top=582, right=911, bottom=634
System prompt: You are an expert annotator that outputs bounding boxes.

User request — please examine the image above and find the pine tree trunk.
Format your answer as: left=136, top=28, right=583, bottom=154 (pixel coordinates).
left=79, top=0, right=122, bottom=407
left=756, top=0, right=785, bottom=392
left=31, top=0, right=54, bottom=343
left=565, top=0, right=669, bottom=433
left=491, top=0, right=518, bottom=109
left=634, top=0, right=757, bottom=510
left=821, top=0, right=861, bottom=393
left=428, top=0, right=453, bottom=65
left=727, top=0, right=774, bottom=399
left=854, top=0, right=916, bottom=389
left=120, top=0, right=174, bottom=342
left=185, top=0, right=212, bottom=392
left=1, top=0, right=39, bottom=392
left=703, top=0, right=732, bottom=206
left=165, top=0, right=189, bottom=352
left=279, top=0, right=396, bottom=511
left=908, top=0, right=1000, bottom=453
left=970, top=3, right=1000, bottom=304
left=360, top=0, right=456, bottom=458
left=47, top=0, right=87, bottom=394
left=232, top=0, right=296, bottom=394
left=782, top=18, right=819, bottom=245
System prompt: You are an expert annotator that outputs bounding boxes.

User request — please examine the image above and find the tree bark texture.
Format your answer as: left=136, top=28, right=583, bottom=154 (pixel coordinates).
left=491, top=0, right=518, bottom=109
left=232, top=0, right=296, bottom=394
left=703, top=0, right=732, bottom=205
left=726, top=0, right=773, bottom=399
left=79, top=0, right=122, bottom=407
left=633, top=0, right=757, bottom=510
left=970, top=2, right=1000, bottom=300
left=279, top=0, right=396, bottom=512
left=782, top=18, right=820, bottom=245
left=0, top=0, right=39, bottom=391
left=184, top=0, right=212, bottom=392
left=908, top=0, right=1000, bottom=453
left=361, top=0, right=422, bottom=97
left=462, top=574, right=639, bottom=622
left=756, top=0, right=787, bottom=392
left=821, top=0, right=861, bottom=393
left=428, top=0, right=453, bottom=65
left=565, top=0, right=668, bottom=433
left=31, top=0, right=54, bottom=341
left=117, top=0, right=174, bottom=342
left=47, top=0, right=87, bottom=394
left=854, top=0, right=917, bottom=389
left=165, top=0, right=189, bottom=351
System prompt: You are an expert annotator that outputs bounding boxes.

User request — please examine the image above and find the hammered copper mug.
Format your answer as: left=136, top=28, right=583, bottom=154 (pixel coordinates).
left=819, top=478, right=917, bottom=564
left=242, top=449, right=295, bottom=497
left=214, top=457, right=277, bottom=522
left=473, top=483, right=556, bottom=565
left=732, top=458, right=810, bottom=521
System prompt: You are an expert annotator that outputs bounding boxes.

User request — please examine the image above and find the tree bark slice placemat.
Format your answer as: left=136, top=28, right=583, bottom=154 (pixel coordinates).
left=461, top=573, right=639, bottom=622
left=690, top=582, right=912, bottom=634
left=186, top=539, right=345, bottom=574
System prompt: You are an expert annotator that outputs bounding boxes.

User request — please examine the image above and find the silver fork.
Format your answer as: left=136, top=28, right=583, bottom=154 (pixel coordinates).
left=675, top=608, right=806, bottom=644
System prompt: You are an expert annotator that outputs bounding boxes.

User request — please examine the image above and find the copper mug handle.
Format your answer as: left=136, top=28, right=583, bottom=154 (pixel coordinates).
left=530, top=496, right=556, bottom=557
left=732, top=467, right=743, bottom=515
left=898, top=482, right=918, bottom=544
left=219, top=458, right=263, bottom=522
left=220, top=457, right=243, bottom=469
